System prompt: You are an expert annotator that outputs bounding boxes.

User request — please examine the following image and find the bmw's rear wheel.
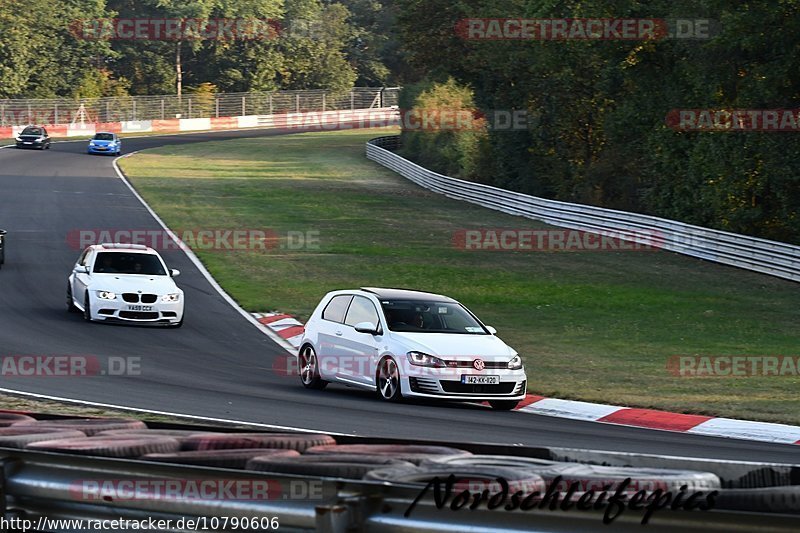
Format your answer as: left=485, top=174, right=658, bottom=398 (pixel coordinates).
left=376, top=356, right=402, bottom=402
left=299, top=345, right=327, bottom=390
left=83, top=292, right=92, bottom=322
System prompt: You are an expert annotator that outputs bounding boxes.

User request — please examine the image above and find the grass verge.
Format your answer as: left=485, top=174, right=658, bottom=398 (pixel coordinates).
left=120, top=128, right=800, bottom=425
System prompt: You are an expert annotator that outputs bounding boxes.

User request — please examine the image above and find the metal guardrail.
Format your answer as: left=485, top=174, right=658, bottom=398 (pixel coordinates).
left=2, top=431, right=799, bottom=532
left=0, top=88, right=401, bottom=126
left=367, top=136, right=800, bottom=283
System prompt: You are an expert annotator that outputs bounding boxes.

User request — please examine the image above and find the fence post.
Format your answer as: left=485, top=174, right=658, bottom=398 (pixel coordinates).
left=161, top=99, right=165, bottom=120
left=242, top=95, right=246, bottom=116
left=322, top=93, right=326, bottom=112
left=215, top=97, right=219, bottom=118
left=54, top=103, right=58, bottom=125
left=351, top=92, right=354, bottom=111
left=27, top=103, right=32, bottom=124
left=132, top=100, right=137, bottom=121
left=269, top=94, right=273, bottom=115
left=188, top=98, right=192, bottom=119
left=296, top=94, right=300, bottom=113
left=1, top=104, right=4, bottom=126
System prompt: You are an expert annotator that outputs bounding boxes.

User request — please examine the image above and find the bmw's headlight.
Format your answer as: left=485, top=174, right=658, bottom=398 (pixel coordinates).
left=407, top=351, right=446, bottom=368
left=507, top=354, right=523, bottom=370
left=96, top=290, right=116, bottom=300
left=162, top=293, right=180, bottom=302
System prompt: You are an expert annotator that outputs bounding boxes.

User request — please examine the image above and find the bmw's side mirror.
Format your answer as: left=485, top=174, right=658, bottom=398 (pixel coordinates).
left=170, top=269, right=181, bottom=277
left=486, top=326, right=497, bottom=335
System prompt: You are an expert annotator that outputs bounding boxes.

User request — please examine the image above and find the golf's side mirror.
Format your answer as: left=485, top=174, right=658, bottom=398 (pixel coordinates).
left=354, top=321, right=381, bottom=335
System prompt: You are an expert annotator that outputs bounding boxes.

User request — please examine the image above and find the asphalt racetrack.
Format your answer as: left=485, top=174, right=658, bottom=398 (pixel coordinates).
left=0, top=128, right=797, bottom=463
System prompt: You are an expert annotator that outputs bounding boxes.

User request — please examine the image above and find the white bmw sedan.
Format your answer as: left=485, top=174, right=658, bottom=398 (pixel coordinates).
left=67, top=243, right=184, bottom=327
left=297, top=288, right=527, bottom=410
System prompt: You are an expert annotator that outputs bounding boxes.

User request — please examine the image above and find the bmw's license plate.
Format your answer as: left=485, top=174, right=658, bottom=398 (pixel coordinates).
left=127, top=305, right=153, bottom=311
left=461, top=375, right=500, bottom=385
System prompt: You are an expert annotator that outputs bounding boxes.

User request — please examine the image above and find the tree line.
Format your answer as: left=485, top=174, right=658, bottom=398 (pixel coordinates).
left=395, top=0, right=800, bottom=244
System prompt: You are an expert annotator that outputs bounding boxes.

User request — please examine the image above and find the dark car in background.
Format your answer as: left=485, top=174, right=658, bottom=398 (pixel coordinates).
left=15, top=126, right=51, bottom=150
left=0, top=229, right=6, bottom=269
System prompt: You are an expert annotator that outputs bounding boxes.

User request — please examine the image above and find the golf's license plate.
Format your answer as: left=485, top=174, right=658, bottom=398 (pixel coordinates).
left=127, top=305, right=153, bottom=311
left=23, top=142, right=32, bottom=144
left=461, top=375, right=500, bottom=385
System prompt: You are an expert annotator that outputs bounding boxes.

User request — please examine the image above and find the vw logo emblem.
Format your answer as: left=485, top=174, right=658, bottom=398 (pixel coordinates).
left=473, top=359, right=485, bottom=371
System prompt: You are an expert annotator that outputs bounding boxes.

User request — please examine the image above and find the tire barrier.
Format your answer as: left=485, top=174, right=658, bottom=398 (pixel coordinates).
left=26, top=435, right=181, bottom=458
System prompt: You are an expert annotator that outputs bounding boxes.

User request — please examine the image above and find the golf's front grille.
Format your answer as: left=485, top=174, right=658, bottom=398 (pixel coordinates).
left=444, top=360, right=509, bottom=369
left=440, top=381, right=517, bottom=395
left=119, top=311, right=159, bottom=320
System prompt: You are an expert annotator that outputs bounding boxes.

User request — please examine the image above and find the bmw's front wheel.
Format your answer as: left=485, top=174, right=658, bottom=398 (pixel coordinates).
left=66, top=283, right=79, bottom=313
left=83, top=292, right=93, bottom=322
left=299, top=345, right=327, bottom=390
left=376, top=356, right=402, bottom=402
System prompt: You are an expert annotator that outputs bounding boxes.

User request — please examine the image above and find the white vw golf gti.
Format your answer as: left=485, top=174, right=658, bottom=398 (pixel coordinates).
left=298, top=288, right=527, bottom=410
left=67, top=243, right=184, bottom=327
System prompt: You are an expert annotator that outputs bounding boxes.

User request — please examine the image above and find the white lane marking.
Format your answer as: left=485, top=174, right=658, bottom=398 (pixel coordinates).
left=517, top=398, right=622, bottom=421
left=111, top=152, right=297, bottom=354
left=0, top=387, right=350, bottom=436
left=688, top=417, right=800, bottom=444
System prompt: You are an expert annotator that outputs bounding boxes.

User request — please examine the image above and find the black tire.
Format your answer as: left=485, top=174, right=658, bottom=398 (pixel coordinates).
left=83, top=292, right=92, bottom=322
left=299, top=345, right=327, bottom=390
left=365, top=464, right=547, bottom=495
left=45, top=143, right=50, bottom=150
left=142, top=448, right=299, bottom=469
left=715, top=486, right=800, bottom=513
left=489, top=400, right=519, bottom=411
left=423, top=455, right=722, bottom=492
left=305, top=444, right=471, bottom=466
left=13, top=417, right=147, bottom=437
left=376, top=356, right=402, bottom=402
left=66, top=284, right=79, bottom=313
left=182, top=432, right=336, bottom=453
left=246, top=453, right=415, bottom=478
left=27, top=435, right=180, bottom=458
left=0, top=413, right=36, bottom=427
left=0, top=428, right=87, bottom=448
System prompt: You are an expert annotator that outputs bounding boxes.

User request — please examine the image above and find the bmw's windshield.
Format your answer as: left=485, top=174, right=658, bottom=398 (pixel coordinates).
left=93, top=252, right=167, bottom=275
left=380, top=299, right=488, bottom=334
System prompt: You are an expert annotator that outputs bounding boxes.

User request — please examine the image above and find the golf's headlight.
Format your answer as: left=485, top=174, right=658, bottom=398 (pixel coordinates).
left=96, top=290, right=116, bottom=300
left=507, top=354, right=523, bottom=370
left=89, top=142, right=96, bottom=146
left=15, top=136, right=22, bottom=142
left=162, top=293, right=180, bottom=302
left=407, top=351, right=446, bottom=368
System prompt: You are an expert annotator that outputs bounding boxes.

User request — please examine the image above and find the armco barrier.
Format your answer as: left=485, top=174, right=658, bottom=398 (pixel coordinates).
left=1, top=415, right=799, bottom=531
left=367, top=136, right=800, bottom=283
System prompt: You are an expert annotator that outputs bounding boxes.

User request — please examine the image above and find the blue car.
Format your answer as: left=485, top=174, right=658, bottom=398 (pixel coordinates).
left=87, top=132, right=121, bottom=155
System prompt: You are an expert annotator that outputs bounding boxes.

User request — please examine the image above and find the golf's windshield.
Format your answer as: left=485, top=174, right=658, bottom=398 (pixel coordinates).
left=380, top=299, right=488, bottom=334
left=93, top=252, right=166, bottom=275
left=94, top=133, right=114, bottom=141
left=21, top=128, right=42, bottom=136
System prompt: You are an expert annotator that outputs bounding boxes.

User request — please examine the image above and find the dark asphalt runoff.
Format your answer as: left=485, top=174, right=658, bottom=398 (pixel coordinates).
left=0, top=128, right=797, bottom=463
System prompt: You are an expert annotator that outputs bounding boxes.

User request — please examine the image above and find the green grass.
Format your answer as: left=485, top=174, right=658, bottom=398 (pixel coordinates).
left=120, top=128, right=800, bottom=425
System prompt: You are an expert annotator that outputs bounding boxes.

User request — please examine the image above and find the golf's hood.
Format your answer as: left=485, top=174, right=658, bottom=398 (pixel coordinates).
left=389, top=332, right=516, bottom=360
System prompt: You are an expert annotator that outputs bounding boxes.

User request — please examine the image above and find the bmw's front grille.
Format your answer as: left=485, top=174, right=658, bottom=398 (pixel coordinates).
left=140, top=294, right=157, bottom=304
left=119, top=311, right=159, bottom=320
left=122, top=293, right=139, bottom=303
